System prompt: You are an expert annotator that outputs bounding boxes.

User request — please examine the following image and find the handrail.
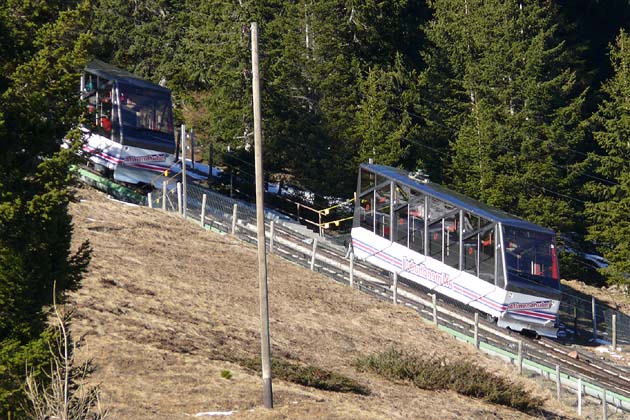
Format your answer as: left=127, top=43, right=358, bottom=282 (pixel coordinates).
left=320, top=197, right=355, bottom=215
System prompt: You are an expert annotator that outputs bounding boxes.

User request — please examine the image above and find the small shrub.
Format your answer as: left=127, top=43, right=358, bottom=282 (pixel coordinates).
left=241, top=357, right=370, bottom=395
left=220, top=370, right=232, bottom=380
left=354, top=347, right=542, bottom=413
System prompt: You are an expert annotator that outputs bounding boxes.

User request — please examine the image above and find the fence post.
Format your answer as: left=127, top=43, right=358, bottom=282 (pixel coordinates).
left=190, top=127, right=195, bottom=169
left=555, top=365, right=561, bottom=401
left=349, top=252, right=354, bottom=288
left=310, top=238, right=318, bottom=271
left=603, top=389, right=608, bottom=420
left=612, top=313, right=617, bottom=350
left=518, top=340, right=523, bottom=375
left=147, top=192, right=153, bottom=208
left=432, top=294, right=438, bottom=325
left=231, top=203, right=238, bottom=235
left=318, top=212, right=323, bottom=237
left=200, top=194, right=207, bottom=227
left=177, top=182, right=182, bottom=215
left=474, top=313, right=479, bottom=349
left=162, top=180, right=168, bottom=211
left=577, top=377, right=582, bottom=416
left=269, top=221, right=275, bottom=253
left=393, top=272, right=398, bottom=305
left=592, top=296, right=597, bottom=339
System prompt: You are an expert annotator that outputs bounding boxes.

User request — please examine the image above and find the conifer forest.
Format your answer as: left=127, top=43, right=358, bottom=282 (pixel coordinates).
left=1, top=1, right=629, bottom=417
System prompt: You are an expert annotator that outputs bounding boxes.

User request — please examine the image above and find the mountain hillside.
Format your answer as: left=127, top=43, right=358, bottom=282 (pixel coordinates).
left=68, top=186, right=572, bottom=419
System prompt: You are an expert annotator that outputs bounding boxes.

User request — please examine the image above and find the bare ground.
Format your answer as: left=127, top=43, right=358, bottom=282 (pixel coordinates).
left=68, top=186, right=577, bottom=420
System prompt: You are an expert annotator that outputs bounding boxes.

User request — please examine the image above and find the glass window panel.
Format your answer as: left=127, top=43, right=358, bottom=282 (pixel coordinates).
left=479, top=227, right=495, bottom=284
left=375, top=183, right=391, bottom=239
left=463, top=213, right=480, bottom=276
left=444, top=213, right=459, bottom=269
left=464, top=235, right=478, bottom=275
left=394, top=204, right=409, bottom=247
left=358, top=192, right=375, bottom=232
left=376, top=175, right=389, bottom=188
left=503, top=226, right=559, bottom=289
left=428, top=197, right=454, bottom=221
left=426, top=198, right=455, bottom=263
left=95, top=81, right=114, bottom=138
left=408, top=190, right=425, bottom=254
left=360, top=169, right=376, bottom=193
left=119, top=85, right=174, bottom=135
left=428, top=218, right=443, bottom=261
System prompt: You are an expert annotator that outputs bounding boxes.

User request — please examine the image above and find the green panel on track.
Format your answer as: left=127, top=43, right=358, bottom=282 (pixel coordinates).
left=73, top=166, right=146, bottom=204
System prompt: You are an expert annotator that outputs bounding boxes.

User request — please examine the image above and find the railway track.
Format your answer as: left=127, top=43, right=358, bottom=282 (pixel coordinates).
left=535, top=337, right=630, bottom=398
left=79, top=172, right=630, bottom=413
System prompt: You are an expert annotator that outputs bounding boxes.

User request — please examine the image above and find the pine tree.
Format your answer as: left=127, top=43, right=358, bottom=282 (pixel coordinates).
left=354, top=56, right=418, bottom=167
left=586, top=29, right=630, bottom=284
left=0, top=2, right=92, bottom=416
left=258, top=0, right=427, bottom=195
left=421, top=0, right=587, bottom=233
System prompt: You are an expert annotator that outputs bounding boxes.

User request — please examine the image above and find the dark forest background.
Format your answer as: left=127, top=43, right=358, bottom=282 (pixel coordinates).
left=1, top=1, right=629, bottom=416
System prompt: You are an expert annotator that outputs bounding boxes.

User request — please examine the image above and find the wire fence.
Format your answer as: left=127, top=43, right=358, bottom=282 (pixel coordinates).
left=560, top=292, right=630, bottom=346
left=148, top=180, right=303, bottom=234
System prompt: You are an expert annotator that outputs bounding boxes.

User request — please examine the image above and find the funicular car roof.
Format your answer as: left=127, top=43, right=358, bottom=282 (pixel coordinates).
left=85, top=59, right=170, bottom=93
left=362, top=163, right=554, bottom=235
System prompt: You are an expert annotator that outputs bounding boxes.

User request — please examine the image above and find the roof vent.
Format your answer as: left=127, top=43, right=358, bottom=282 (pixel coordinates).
left=408, top=169, right=429, bottom=183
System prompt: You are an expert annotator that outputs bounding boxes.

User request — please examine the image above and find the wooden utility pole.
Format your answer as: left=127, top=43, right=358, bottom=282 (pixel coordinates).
left=251, top=21, right=273, bottom=409
left=181, top=124, right=187, bottom=218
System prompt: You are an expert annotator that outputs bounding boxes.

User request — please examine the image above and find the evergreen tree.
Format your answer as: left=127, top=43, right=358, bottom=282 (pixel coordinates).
left=421, top=0, right=587, bottom=233
left=586, top=29, right=630, bottom=284
left=259, top=0, right=426, bottom=194
left=0, top=2, right=92, bottom=416
left=354, top=56, right=418, bottom=167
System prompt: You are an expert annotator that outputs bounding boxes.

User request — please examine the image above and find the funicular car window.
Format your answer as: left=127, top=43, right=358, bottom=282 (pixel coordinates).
left=463, top=213, right=481, bottom=276
left=427, top=197, right=455, bottom=262
left=96, top=81, right=114, bottom=138
left=444, top=210, right=460, bottom=270
left=375, top=182, right=391, bottom=239
left=393, top=184, right=410, bottom=246
left=407, top=189, right=425, bottom=254
left=503, top=226, right=559, bottom=288
left=119, top=85, right=174, bottom=135
left=478, top=220, right=496, bottom=284
left=358, top=190, right=375, bottom=232
left=360, top=169, right=376, bottom=194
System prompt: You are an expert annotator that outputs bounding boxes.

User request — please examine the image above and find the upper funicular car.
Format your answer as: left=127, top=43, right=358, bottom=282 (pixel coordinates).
left=79, top=59, right=176, bottom=186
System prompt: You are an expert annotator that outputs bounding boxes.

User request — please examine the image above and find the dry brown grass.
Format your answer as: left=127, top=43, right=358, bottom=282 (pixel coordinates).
left=68, top=186, right=573, bottom=419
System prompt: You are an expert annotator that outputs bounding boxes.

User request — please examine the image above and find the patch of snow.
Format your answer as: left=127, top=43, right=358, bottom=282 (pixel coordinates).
left=267, top=182, right=280, bottom=194
left=194, top=411, right=234, bottom=417
left=583, top=253, right=609, bottom=269
left=107, top=196, right=139, bottom=206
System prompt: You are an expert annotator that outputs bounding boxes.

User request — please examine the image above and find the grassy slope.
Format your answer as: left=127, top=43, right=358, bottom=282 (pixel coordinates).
left=68, top=186, right=571, bottom=419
